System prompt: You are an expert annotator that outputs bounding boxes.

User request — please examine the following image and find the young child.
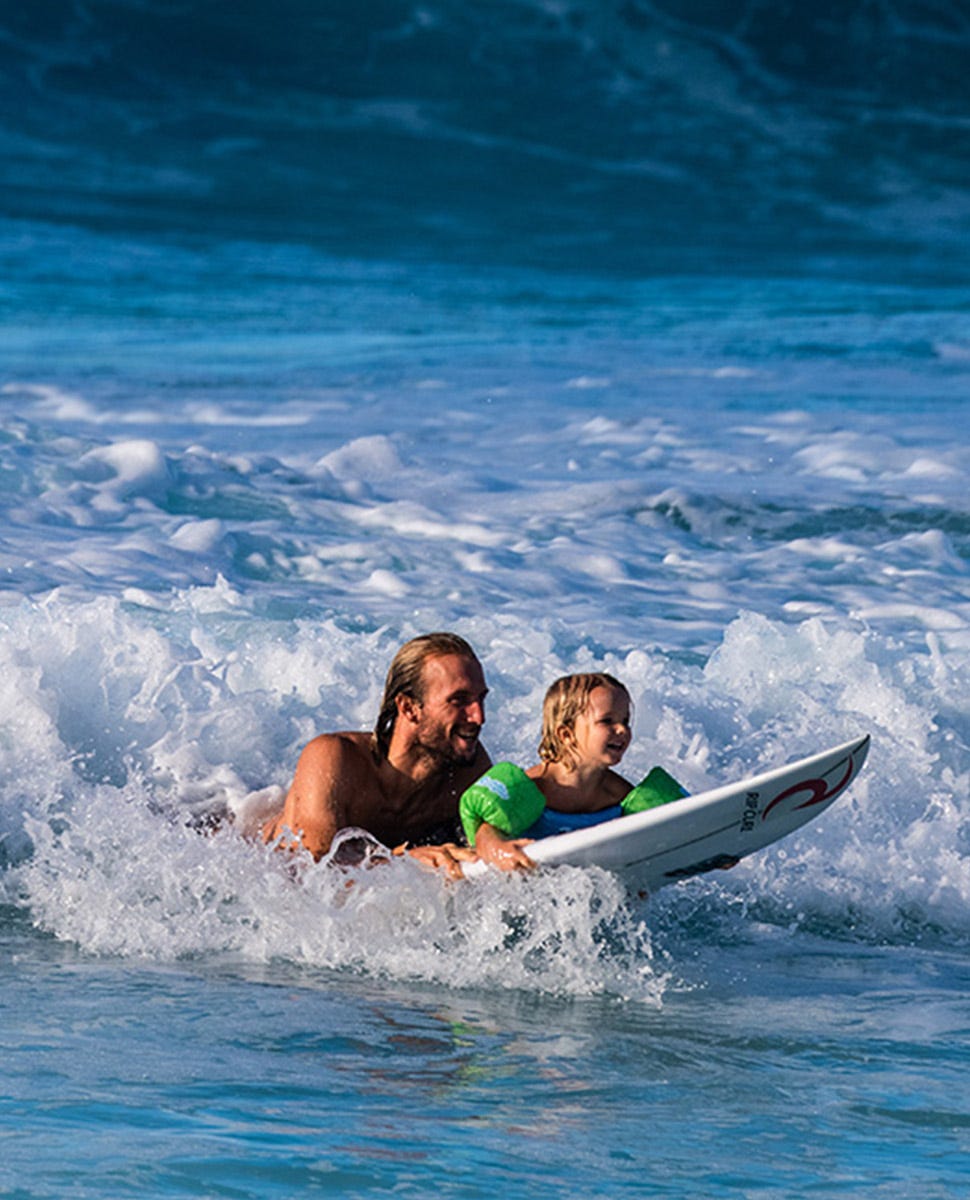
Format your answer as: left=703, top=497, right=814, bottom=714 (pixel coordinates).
left=460, top=672, right=686, bottom=871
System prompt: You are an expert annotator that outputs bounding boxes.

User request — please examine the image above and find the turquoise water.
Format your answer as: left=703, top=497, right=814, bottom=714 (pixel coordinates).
left=5, top=912, right=969, bottom=1198
left=2, top=3, right=969, bottom=1196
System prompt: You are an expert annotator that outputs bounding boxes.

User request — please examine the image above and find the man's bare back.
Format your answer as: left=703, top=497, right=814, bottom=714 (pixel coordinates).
left=261, top=636, right=491, bottom=873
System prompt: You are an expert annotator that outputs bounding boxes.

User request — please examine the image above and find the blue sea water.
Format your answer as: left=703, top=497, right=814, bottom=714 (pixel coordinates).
left=2, top=2, right=969, bottom=1196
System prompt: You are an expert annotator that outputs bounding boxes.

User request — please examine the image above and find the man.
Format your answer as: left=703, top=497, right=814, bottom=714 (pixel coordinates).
left=262, top=632, right=490, bottom=876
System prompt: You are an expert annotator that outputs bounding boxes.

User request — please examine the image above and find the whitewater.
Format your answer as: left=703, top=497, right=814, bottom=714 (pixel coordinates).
left=2, top=1, right=970, bottom=1196
left=3, top=259, right=968, bottom=1194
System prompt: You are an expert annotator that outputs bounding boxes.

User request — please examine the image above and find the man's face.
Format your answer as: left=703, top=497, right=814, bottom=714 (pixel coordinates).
left=412, top=653, right=488, bottom=765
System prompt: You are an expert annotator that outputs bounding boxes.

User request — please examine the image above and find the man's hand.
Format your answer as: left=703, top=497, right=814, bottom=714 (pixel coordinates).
left=393, top=841, right=479, bottom=881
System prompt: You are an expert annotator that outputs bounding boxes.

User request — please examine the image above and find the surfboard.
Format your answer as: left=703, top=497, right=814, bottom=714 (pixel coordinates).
left=463, top=735, right=870, bottom=894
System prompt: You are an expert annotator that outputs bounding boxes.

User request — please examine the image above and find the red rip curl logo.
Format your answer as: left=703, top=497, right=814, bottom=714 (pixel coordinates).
left=761, top=746, right=859, bottom=821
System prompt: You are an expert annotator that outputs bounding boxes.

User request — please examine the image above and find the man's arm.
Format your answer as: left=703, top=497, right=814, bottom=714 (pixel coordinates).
left=263, top=734, right=353, bottom=860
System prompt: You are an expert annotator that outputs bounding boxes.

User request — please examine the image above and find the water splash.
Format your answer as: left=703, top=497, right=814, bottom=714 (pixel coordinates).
left=2, top=590, right=966, bottom=980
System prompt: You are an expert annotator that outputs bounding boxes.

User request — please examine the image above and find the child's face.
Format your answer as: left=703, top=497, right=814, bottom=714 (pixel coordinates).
left=570, top=685, right=632, bottom=767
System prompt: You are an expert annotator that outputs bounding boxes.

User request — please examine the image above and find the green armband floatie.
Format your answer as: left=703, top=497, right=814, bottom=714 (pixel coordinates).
left=621, top=766, right=688, bottom=814
left=460, top=762, right=546, bottom=846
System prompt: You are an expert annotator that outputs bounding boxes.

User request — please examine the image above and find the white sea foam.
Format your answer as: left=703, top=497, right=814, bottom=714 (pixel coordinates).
left=0, top=583, right=966, bottom=990
left=0, top=345, right=967, bottom=988
left=170, top=518, right=224, bottom=553
left=13, top=772, right=667, bottom=1002
left=80, top=439, right=170, bottom=499
left=1, top=381, right=99, bottom=420
left=317, top=434, right=402, bottom=482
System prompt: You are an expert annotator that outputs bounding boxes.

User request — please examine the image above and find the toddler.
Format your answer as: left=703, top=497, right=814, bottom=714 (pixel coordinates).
left=460, top=672, right=686, bottom=871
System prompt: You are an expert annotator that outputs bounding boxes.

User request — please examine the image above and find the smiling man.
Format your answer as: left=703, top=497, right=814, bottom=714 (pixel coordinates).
left=262, top=632, right=490, bottom=873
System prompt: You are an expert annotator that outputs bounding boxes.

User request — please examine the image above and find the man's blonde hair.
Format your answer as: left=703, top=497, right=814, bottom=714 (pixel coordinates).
left=537, top=672, right=630, bottom=766
left=372, top=632, right=480, bottom=759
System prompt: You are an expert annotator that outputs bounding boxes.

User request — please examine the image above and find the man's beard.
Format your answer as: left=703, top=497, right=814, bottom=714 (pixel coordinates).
left=414, top=718, right=480, bottom=766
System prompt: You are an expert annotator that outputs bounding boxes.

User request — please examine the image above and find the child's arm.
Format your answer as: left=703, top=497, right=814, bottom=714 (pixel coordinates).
left=459, top=762, right=546, bottom=872
left=474, top=823, right=537, bottom=871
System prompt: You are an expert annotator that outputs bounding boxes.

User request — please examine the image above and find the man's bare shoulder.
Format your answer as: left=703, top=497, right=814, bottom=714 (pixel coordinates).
left=298, top=731, right=377, bottom=774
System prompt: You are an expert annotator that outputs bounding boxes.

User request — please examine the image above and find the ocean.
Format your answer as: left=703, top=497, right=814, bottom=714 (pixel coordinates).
left=1, top=1, right=969, bottom=1196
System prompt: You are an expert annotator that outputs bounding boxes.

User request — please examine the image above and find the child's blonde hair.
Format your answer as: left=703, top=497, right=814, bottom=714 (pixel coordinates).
left=537, top=673, right=630, bottom=766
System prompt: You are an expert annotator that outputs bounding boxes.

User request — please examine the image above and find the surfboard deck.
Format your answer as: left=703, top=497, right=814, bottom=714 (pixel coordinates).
left=463, top=735, right=870, bottom=894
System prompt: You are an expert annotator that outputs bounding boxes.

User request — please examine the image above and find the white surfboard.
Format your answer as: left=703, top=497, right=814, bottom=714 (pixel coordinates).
left=464, top=735, right=870, bottom=894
